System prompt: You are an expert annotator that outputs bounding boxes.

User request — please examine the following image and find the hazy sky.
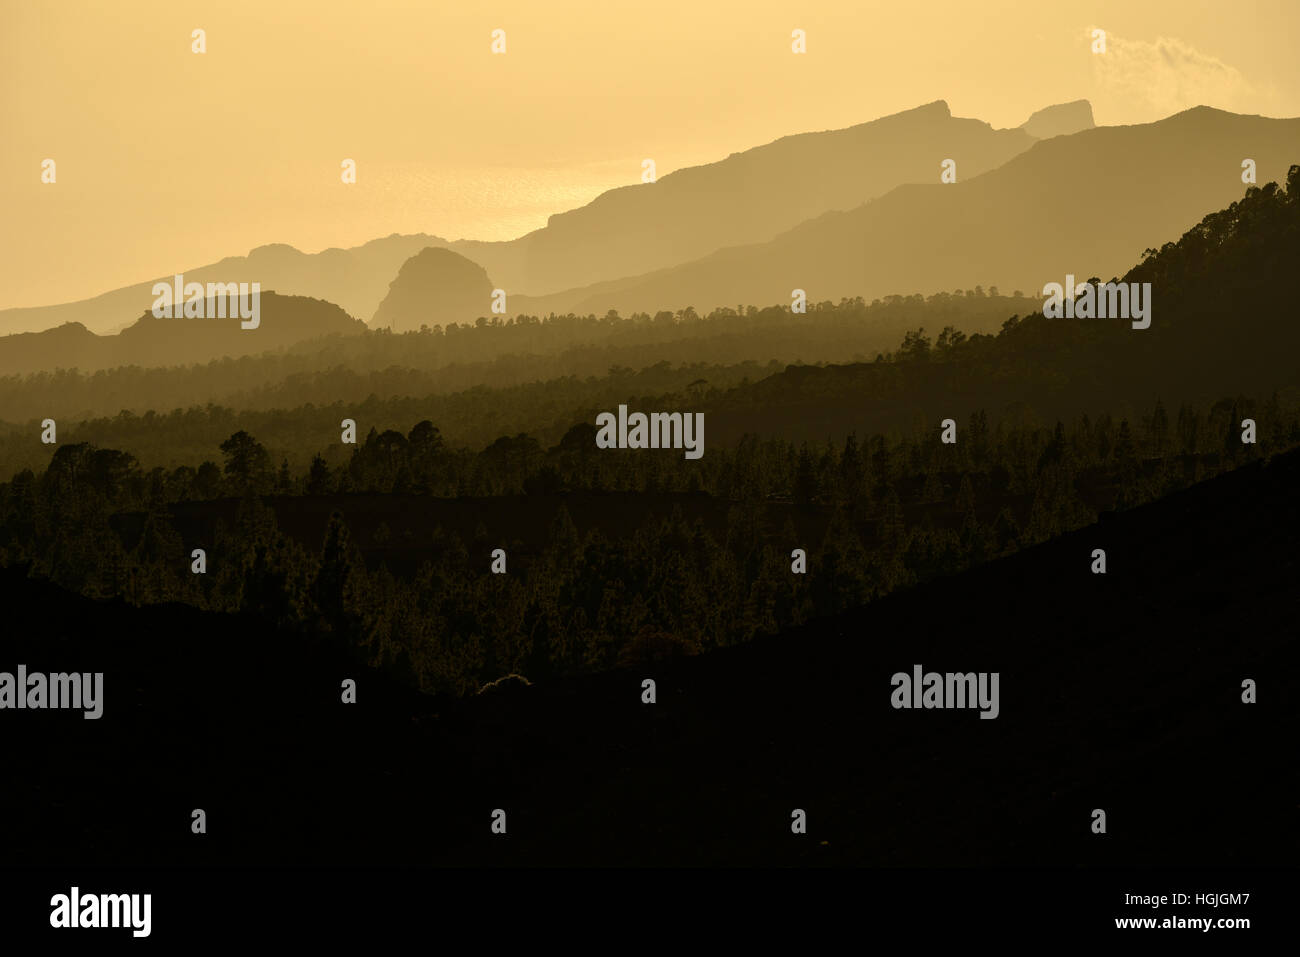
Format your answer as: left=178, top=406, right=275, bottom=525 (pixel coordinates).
left=3, top=0, right=1298, bottom=310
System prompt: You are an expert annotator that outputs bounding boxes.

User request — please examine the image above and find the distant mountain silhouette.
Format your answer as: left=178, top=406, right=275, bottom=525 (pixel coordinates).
left=0, top=234, right=443, bottom=337
left=9, top=101, right=1289, bottom=353
left=508, top=107, right=1300, bottom=319
left=0, top=99, right=1099, bottom=340
left=1019, top=99, right=1095, bottom=139
left=372, top=247, right=496, bottom=332
left=0, top=293, right=364, bottom=376
left=448, top=100, right=1037, bottom=296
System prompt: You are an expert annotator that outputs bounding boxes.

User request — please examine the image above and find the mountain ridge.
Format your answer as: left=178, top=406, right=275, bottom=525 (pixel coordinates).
left=505, top=107, right=1300, bottom=319
left=1, top=98, right=1051, bottom=336
left=0, top=293, right=366, bottom=377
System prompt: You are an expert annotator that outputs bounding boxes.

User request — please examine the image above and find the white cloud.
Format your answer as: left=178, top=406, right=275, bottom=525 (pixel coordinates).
left=1086, top=27, right=1266, bottom=121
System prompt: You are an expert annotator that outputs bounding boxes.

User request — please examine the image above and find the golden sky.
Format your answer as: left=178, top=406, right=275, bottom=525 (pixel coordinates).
left=2, top=0, right=1298, bottom=310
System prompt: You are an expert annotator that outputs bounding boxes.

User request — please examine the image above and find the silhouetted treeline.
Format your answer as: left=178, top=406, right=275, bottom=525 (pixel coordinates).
left=0, top=360, right=764, bottom=479
left=0, top=390, right=1290, bottom=696
left=0, top=291, right=1034, bottom=426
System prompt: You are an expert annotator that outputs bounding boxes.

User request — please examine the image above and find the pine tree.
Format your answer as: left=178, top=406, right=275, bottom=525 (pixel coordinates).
left=313, top=511, right=365, bottom=652
left=306, top=454, right=332, bottom=494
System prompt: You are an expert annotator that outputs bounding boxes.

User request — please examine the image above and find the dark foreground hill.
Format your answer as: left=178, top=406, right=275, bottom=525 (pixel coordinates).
left=3, top=439, right=1296, bottom=867
left=700, top=164, right=1300, bottom=444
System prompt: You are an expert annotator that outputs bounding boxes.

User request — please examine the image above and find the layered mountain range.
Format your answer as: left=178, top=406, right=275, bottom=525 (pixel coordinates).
left=2, top=99, right=1297, bottom=376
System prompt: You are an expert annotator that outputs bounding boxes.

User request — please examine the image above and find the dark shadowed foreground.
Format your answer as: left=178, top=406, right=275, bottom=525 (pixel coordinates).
left=5, top=445, right=1296, bottom=868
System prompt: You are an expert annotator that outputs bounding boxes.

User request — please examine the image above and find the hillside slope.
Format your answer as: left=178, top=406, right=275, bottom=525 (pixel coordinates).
left=510, top=107, right=1300, bottom=318
left=451, top=100, right=1036, bottom=295
left=0, top=293, right=366, bottom=376
left=3, top=443, right=1295, bottom=866
left=689, top=160, right=1300, bottom=445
